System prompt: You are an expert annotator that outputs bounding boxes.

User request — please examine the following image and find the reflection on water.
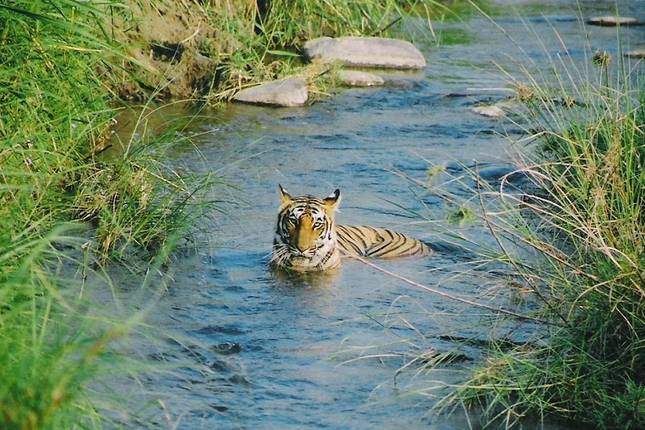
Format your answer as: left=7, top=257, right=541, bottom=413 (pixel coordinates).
left=103, top=2, right=644, bottom=429
left=271, top=266, right=341, bottom=289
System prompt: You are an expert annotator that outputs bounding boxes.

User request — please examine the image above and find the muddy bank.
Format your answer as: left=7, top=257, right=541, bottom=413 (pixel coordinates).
left=104, top=1, right=442, bottom=103
left=109, top=1, right=249, bottom=100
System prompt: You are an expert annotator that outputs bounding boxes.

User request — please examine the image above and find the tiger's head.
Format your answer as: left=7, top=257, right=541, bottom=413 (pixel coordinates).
left=271, top=185, right=342, bottom=271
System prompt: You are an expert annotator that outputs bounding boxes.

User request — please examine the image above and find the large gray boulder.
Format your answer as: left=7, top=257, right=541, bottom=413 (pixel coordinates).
left=233, top=77, right=308, bottom=107
left=304, top=37, right=426, bottom=69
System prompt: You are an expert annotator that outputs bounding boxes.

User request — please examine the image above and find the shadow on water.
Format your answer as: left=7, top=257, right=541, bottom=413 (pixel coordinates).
left=99, top=1, right=644, bottom=429
left=271, top=267, right=342, bottom=289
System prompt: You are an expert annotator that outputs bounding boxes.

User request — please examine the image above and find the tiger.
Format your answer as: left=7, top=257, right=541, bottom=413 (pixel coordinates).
left=270, top=185, right=429, bottom=272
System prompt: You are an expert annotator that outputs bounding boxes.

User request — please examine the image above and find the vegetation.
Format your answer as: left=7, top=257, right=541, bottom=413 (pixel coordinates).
left=439, top=39, right=644, bottom=429
left=0, top=1, right=210, bottom=428
left=104, top=0, right=445, bottom=102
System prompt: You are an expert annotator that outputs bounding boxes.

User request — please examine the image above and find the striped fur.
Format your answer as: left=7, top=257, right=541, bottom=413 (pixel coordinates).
left=271, top=186, right=429, bottom=272
left=336, top=225, right=428, bottom=259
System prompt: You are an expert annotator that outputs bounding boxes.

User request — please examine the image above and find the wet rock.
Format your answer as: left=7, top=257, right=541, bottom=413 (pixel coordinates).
left=208, top=358, right=229, bottom=372
left=471, top=105, right=505, bottom=118
left=587, top=16, right=642, bottom=26
left=233, top=77, right=308, bottom=107
left=478, top=165, right=527, bottom=183
left=210, top=404, right=229, bottom=412
left=212, top=342, right=242, bottom=355
left=193, top=325, right=246, bottom=336
left=625, top=49, right=645, bottom=59
left=228, top=374, right=251, bottom=385
left=304, top=37, right=426, bottom=69
left=336, top=70, right=385, bottom=87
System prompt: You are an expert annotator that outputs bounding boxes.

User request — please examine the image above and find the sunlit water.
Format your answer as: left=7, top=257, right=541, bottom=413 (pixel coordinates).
left=104, top=2, right=643, bottom=428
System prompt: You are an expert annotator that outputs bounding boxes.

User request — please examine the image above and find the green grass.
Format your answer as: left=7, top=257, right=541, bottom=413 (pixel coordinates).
left=0, top=1, right=214, bottom=427
left=437, top=30, right=644, bottom=430
left=1, top=224, right=114, bottom=430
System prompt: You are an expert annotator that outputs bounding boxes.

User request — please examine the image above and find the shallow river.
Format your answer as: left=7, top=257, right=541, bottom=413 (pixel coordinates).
left=108, top=1, right=643, bottom=428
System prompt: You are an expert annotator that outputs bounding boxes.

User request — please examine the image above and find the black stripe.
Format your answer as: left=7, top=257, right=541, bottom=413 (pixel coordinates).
left=342, top=225, right=369, bottom=250
left=320, top=248, right=334, bottom=265
left=338, top=226, right=368, bottom=255
left=336, top=232, right=362, bottom=255
left=382, top=228, right=395, bottom=241
left=367, top=230, right=404, bottom=256
left=395, top=239, right=420, bottom=257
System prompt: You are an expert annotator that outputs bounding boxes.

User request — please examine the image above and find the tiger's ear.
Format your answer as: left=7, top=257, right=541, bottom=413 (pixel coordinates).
left=278, top=184, right=293, bottom=204
left=323, top=189, right=341, bottom=211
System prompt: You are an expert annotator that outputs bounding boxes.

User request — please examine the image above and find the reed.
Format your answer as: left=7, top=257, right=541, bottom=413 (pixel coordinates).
left=437, top=26, right=644, bottom=430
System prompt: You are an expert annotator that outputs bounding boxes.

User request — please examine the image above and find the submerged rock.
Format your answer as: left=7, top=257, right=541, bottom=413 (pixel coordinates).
left=478, top=165, right=528, bottom=183
left=587, top=16, right=642, bottom=26
left=304, top=37, right=426, bottom=69
left=336, top=70, right=385, bottom=87
left=233, top=77, right=308, bottom=107
left=212, top=342, right=242, bottom=355
left=471, top=105, right=505, bottom=118
left=625, top=49, right=645, bottom=59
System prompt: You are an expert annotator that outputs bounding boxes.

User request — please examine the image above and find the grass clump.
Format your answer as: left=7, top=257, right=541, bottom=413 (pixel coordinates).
left=72, top=133, right=215, bottom=259
left=1, top=1, right=214, bottom=427
left=441, top=38, right=644, bottom=429
left=0, top=228, right=117, bottom=430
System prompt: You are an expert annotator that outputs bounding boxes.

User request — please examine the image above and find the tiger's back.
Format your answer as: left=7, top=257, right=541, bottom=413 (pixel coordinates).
left=336, top=225, right=429, bottom=259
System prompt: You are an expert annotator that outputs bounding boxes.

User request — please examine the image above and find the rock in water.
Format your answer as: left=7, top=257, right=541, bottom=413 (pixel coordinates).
left=587, top=16, right=641, bottom=26
left=625, top=49, right=645, bottom=59
left=336, top=70, right=385, bottom=87
left=233, top=77, right=308, bottom=107
left=304, top=37, right=426, bottom=69
left=471, top=105, right=505, bottom=118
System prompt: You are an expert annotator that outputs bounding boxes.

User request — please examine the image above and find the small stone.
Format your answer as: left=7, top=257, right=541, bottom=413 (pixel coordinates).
left=587, top=16, right=642, bottom=26
left=233, top=77, right=308, bottom=107
left=625, top=49, right=645, bottom=59
left=471, top=105, right=505, bottom=118
left=336, top=70, right=385, bottom=87
left=212, top=342, right=241, bottom=355
left=304, top=36, right=426, bottom=69
left=478, top=165, right=528, bottom=183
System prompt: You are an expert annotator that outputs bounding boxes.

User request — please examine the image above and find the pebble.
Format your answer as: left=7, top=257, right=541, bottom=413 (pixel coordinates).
left=471, top=105, right=505, bottom=118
